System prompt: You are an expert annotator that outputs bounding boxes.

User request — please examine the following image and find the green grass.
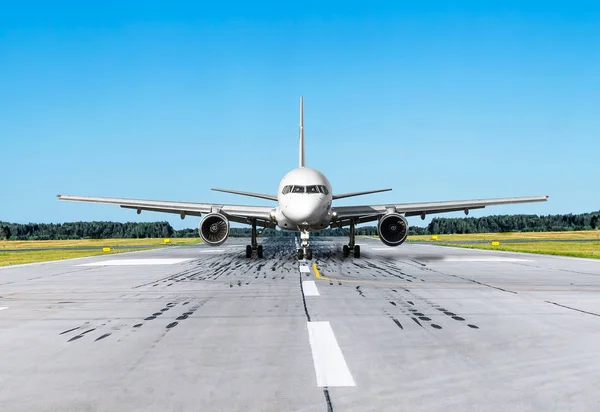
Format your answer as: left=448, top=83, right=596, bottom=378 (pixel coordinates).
left=0, top=238, right=202, bottom=266
left=408, top=230, right=600, bottom=242
left=440, top=241, right=600, bottom=259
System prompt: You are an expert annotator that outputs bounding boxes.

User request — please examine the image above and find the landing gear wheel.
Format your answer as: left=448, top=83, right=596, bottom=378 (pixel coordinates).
left=305, top=248, right=313, bottom=260
left=342, top=245, right=350, bottom=258
left=257, top=245, right=263, bottom=258
left=246, top=245, right=252, bottom=258
left=298, top=248, right=304, bottom=260
left=354, top=245, right=360, bottom=258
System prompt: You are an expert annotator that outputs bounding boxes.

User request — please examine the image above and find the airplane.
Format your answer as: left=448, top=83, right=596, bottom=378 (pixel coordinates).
left=58, top=97, right=548, bottom=260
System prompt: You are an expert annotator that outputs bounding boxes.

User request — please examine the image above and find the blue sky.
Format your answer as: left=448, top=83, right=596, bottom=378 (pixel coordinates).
left=1, top=1, right=599, bottom=229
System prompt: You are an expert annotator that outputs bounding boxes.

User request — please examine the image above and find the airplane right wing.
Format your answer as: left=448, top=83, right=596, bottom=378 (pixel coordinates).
left=57, top=195, right=275, bottom=226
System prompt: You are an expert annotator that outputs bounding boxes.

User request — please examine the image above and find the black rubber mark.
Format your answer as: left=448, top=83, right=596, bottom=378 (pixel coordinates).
left=133, top=323, right=142, bottom=328
left=81, top=328, right=96, bottom=335
left=145, top=316, right=156, bottom=321
left=166, top=322, right=178, bottom=329
left=176, top=315, right=188, bottom=320
left=414, top=312, right=424, bottom=316
left=153, top=312, right=162, bottom=316
left=237, top=280, right=241, bottom=286
left=468, top=324, right=479, bottom=329
left=323, top=387, right=334, bottom=412
left=183, top=301, right=189, bottom=305
left=57, top=301, right=75, bottom=304
left=391, top=289, right=398, bottom=293
left=411, top=317, right=423, bottom=327
left=95, top=333, right=111, bottom=341
left=299, top=272, right=311, bottom=322
left=59, top=327, right=80, bottom=335
left=545, top=301, right=600, bottom=317
left=389, top=301, right=397, bottom=306
left=431, top=324, right=442, bottom=329
left=452, top=316, right=465, bottom=321
left=68, top=335, right=83, bottom=342
left=418, top=316, right=431, bottom=321
left=443, top=311, right=456, bottom=316
left=407, top=301, right=414, bottom=305
left=161, top=308, right=169, bottom=312
left=392, top=318, right=403, bottom=329
left=184, top=311, right=193, bottom=316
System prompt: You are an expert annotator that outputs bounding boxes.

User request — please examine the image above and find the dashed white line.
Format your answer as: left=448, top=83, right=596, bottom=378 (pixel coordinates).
left=299, top=265, right=311, bottom=273
left=306, top=321, right=356, bottom=387
left=442, top=257, right=530, bottom=262
left=0, top=307, right=8, bottom=311
left=78, top=258, right=193, bottom=266
left=302, top=281, right=320, bottom=296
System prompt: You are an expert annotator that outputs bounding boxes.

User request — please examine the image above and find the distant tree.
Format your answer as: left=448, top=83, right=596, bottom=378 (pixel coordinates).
left=1, top=225, right=10, bottom=240
left=592, top=215, right=599, bottom=230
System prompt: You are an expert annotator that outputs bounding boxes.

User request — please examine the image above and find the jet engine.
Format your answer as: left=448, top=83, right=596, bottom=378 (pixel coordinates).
left=378, top=213, right=409, bottom=247
left=199, top=213, right=230, bottom=246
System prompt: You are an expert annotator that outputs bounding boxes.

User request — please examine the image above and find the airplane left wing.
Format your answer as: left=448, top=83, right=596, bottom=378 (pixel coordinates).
left=57, top=195, right=275, bottom=225
left=332, top=195, right=549, bottom=225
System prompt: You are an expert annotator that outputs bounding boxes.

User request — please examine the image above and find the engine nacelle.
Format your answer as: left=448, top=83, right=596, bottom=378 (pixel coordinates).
left=378, top=213, right=408, bottom=247
left=199, top=213, right=230, bottom=246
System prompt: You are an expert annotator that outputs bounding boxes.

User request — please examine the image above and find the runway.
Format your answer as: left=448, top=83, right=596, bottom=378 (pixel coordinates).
left=1, top=237, right=600, bottom=412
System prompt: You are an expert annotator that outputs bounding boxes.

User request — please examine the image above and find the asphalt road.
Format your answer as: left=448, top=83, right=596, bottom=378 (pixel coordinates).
left=1, top=237, right=600, bottom=412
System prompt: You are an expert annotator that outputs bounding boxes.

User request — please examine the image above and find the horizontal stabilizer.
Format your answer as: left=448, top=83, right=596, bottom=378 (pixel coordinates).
left=332, top=188, right=392, bottom=200
left=211, top=188, right=277, bottom=201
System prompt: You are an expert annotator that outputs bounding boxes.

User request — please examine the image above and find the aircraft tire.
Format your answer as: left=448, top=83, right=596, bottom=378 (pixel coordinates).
left=257, top=245, right=263, bottom=258
left=354, top=245, right=360, bottom=258
left=246, top=245, right=252, bottom=258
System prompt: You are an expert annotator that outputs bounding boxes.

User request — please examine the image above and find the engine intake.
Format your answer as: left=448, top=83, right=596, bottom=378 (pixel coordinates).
left=199, top=213, right=230, bottom=246
left=378, top=213, right=408, bottom=247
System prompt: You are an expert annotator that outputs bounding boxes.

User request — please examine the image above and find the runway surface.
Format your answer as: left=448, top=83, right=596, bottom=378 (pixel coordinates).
left=1, top=237, right=600, bottom=412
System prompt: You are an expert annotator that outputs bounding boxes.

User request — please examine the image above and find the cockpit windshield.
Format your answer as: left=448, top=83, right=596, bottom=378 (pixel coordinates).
left=282, top=185, right=329, bottom=195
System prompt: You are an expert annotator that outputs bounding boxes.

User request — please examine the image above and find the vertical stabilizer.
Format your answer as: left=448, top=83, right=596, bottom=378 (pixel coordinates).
left=299, top=96, right=305, bottom=167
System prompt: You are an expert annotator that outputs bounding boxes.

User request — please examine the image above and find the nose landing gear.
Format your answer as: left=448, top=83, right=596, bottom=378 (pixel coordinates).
left=297, top=230, right=313, bottom=260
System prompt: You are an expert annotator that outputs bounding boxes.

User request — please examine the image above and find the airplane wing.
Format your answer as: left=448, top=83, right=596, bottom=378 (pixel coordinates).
left=57, top=195, right=275, bottom=226
left=332, top=195, right=549, bottom=225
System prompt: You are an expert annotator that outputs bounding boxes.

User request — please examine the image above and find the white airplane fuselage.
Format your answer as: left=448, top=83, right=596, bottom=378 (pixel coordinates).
left=274, top=167, right=333, bottom=232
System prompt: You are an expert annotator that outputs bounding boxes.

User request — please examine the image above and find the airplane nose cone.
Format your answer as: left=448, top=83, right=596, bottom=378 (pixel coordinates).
left=282, top=197, right=321, bottom=224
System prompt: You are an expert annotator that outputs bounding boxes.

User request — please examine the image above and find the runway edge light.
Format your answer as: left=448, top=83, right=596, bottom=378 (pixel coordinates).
left=491, top=241, right=500, bottom=246
left=431, top=235, right=439, bottom=240
left=164, top=238, right=171, bottom=244
left=102, top=247, right=111, bottom=252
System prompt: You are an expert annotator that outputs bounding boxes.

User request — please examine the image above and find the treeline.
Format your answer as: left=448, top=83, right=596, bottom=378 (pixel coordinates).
left=1, top=211, right=598, bottom=240
left=426, top=211, right=600, bottom=234
left=0, top=221, right=175, bottom=241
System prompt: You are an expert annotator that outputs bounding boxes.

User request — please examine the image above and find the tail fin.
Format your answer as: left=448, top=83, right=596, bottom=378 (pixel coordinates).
left=299, top=96, right=305, bottom=167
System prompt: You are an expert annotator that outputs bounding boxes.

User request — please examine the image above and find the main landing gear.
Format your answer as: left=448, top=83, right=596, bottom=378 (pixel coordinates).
left=297, top=230, right=313, bottom=260
left=342, top=220, right=361, bottom=258
left=245, top=220, right=264, bottom=258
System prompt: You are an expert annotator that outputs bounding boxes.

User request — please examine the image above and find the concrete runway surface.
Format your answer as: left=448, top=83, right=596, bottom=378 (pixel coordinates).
left=1, top=237, right=600, bottom=412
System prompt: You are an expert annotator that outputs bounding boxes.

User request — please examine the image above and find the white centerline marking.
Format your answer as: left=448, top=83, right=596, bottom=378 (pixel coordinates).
left=79, top=258, right=192, bottom=266
left=307, top=321, right=356, bottom=387
left=0, top=307, right=8, bottom=311
left=299, top=265, right=310, bottom=273
left=302, top=281, right=320, bottom=296
left=199, top=249, right=225, bottom=253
